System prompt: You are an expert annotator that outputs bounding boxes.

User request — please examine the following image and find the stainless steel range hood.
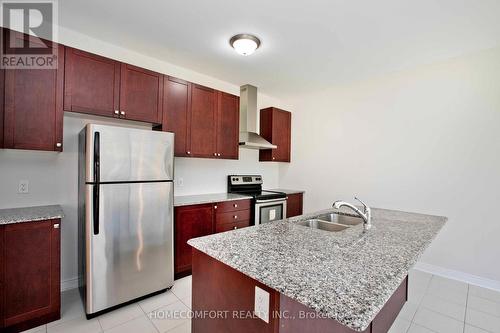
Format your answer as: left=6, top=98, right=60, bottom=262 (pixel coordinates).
left=239, top=84, right=277, bottom=150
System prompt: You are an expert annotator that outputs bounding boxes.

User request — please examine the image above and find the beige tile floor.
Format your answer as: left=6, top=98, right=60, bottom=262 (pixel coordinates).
left=21, top=270, right=500, bottom=333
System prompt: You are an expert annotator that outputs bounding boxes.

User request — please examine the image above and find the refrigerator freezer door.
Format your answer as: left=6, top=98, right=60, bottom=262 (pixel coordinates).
left=85, top=181, right=174, bottom=314
left=85, top=124, right=174, bottom=183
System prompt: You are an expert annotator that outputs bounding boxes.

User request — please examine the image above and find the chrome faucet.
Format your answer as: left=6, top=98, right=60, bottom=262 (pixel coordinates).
left=333, top=197, right=372, bottom=229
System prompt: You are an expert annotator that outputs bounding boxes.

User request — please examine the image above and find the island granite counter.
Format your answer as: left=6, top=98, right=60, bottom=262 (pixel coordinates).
left=188, top=207, right=446, bottom=333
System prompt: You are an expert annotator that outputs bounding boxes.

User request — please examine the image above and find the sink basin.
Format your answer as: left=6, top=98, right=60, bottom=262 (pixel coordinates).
left=296, top=219, right=349, bottom=232
left=316, top=213, right=363, bottom=226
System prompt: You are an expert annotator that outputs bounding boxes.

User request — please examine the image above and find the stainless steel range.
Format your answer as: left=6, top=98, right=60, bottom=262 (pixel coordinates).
left=228, top=175, right=287, bottom=225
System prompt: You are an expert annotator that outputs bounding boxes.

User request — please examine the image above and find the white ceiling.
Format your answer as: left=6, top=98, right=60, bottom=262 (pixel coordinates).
left=59, top=0, right=500, bottom=98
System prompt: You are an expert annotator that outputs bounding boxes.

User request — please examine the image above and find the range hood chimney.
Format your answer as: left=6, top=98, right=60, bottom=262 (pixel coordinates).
left=239, top=84, right=277, bottom=150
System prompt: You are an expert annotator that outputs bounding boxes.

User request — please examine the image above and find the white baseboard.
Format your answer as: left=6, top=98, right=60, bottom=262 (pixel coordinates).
left=61, top=277, right=79, bottom=291
left=415, top=262, right=500, bottom=292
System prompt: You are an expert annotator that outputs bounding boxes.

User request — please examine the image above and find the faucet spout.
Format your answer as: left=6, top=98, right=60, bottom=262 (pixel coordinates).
left=333, top=198, right=372, bottom=229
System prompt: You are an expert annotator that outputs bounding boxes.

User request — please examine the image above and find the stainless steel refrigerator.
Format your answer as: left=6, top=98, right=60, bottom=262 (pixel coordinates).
left=78, top=124, right=174, bottom=316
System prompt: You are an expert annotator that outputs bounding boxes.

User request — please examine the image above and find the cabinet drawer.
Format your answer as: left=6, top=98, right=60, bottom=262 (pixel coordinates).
left=214, top=199, right=251, bottom=213
left=215, top=220, right=250, bottom=233
left=215, top=210, right=251, bottom=225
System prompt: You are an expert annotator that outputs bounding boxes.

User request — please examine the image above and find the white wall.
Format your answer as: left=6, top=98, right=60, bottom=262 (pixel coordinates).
left=280, top=46, right=500, bottom=283
left=0, top=26, right=283, bottom=287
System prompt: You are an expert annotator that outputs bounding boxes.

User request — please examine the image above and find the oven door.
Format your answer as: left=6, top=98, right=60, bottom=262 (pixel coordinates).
left=255, top=198, right=287, bottom=225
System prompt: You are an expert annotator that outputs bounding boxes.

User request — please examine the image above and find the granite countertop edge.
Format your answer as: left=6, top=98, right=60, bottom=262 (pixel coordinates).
left=268, top=188, right=305, bottom=195
left=0, top=205, right=65, bottom=225
left=174, top=193, right=253, bottom=207
left=188, top=207, right=447, bottom=331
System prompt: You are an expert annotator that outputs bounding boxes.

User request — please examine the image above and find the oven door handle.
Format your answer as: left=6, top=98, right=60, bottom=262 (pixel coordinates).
left=255, top=197, right=288, bottom=204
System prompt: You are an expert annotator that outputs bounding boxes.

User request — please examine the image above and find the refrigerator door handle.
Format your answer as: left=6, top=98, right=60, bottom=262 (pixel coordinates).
left=93, top=132, right=100, bottom=235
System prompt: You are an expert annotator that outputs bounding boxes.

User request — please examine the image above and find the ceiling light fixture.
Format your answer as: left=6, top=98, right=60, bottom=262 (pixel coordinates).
left=229, top=34, right=261, bottom=56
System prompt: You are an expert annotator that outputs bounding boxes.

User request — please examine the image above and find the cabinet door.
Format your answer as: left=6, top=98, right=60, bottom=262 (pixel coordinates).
left=1, top=219, right=60, bottom=329
left=162, top=76, right=191, bottom=157
left=119, top=63, right=163, bottom=123
left=216, top=92, right=239, bottom=159
left=272, top=109, right=291, bottom=162
left=174, top=204, right=213, bottom=278
left=190, top=84, right=217, bottom=158
left=64, top=47, right=120, bottom=117
left=3, top=32, right=64, bottom=151
left=286, top=193, right=303, bottom=218
left=259, top=108, right=291, bottom=162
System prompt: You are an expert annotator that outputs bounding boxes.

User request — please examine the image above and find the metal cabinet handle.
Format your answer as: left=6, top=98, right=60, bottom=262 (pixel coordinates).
left=214, top=152, right=217, bottom=156
left=114, top=110, right=119, bottom=115
left=233, top=215, right=238, bottom=219
left=56, top=142, right=62, bottom=148
left=120, top=111, right=125, bottom=116
left=54, top=223, right=60, bottom=229
left=214, top=205, right=217, bottom=209
left=233, top=204, right=238, bottom=208
left=187, top=151, right=191, bottom=155
left=233, top=226, right=238, bottom=230
left=218, top=153, right=221, bottom=157
left=272, top=157, right=276, bottom=160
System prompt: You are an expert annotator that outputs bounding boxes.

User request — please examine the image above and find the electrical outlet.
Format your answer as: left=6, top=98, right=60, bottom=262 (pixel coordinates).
left=18, top=180, right=29, bottom=194
left=176, top=178, right=184, bottom=187
left=254, top=286, right=270, bottom=323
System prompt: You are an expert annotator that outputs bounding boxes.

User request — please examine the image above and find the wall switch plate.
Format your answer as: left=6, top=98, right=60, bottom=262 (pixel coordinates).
left=18, top=180, right=29, bottom=194
left=254, top=286, right=270, bottom=323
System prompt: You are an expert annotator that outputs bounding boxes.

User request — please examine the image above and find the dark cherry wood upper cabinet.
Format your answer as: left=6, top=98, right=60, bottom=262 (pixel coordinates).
left=190, top=84, right=217, bottom=158
left=64, top=47, right=120, bottom=117
left=216, top=92, right=239, bottom=160
left=286, top=192, right=304, bottom=218
left=3, top=32, right=64, bottom=152
left=259, top=107, right=292, bottom=162
left=119, top=64, right=163, bottom=124
left=162, top=76, right=192, bottom=157
left=0, top=219, right=61, bottom=332
left=174, top=204, right=213, bottom=279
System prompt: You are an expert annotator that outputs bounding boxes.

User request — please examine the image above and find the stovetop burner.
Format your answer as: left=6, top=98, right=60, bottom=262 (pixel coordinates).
left=227, top=175, right=287, bottom=200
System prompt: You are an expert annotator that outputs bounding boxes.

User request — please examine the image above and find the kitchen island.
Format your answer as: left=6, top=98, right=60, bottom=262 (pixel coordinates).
left=188, top=207, right=446, bottom=333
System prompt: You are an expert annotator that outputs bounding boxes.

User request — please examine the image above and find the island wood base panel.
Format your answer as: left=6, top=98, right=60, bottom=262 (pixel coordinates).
left=192, top=249, right=408, bottom=333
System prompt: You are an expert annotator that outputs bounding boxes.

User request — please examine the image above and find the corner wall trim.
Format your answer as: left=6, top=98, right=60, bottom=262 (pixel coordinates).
left=61, top=277, right=79, bottom=291
left=415, top=262, right=500, bottom=292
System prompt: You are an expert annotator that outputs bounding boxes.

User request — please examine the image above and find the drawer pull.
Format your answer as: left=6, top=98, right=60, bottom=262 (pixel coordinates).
left=233, top=204, right=238, bottom=208
left=233, top=215, right=238, bottom=219
left=214, top=205, right=217, bottom=209
left=53, top=223, right=60, bottom=229
left=233, top=226, right=238, bottom=230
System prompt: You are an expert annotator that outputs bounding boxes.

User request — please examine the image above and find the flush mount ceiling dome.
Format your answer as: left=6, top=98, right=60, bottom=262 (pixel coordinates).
left=229, top=34, right=261, bottom=56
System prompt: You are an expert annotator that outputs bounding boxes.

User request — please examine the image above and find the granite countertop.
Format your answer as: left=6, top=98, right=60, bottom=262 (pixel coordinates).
left=188, top=207, right=446, bottom=331
left=268, top=188, right=305, bottom=195
left=174, top=193, right=253, bottom=207
left=0, top=205, right=64, bottom=225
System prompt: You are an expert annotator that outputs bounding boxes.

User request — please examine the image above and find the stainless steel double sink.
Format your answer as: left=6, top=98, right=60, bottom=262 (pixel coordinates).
left=295, top=213, right=363, bottom=232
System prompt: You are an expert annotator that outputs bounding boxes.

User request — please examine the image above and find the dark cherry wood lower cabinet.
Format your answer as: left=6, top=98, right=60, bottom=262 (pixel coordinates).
left=192, top=249, right=408, bottom=333
left=0, top=219, right=61, bottom=332
left=286, top=193, right=303, bottom=218
left=174, top=199, right=252, bottom=279
left=174, top=204, right=214, bottom=279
